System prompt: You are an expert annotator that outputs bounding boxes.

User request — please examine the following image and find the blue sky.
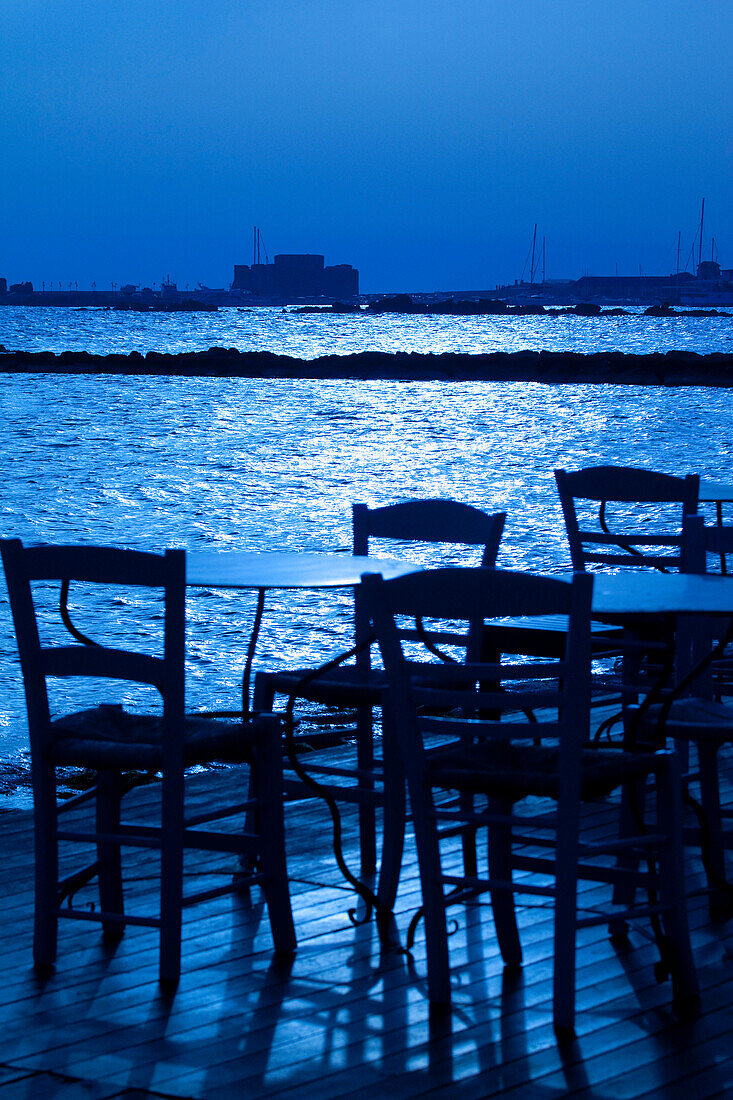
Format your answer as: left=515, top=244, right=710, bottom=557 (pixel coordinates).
left=1, top=0, right=731, bottom=291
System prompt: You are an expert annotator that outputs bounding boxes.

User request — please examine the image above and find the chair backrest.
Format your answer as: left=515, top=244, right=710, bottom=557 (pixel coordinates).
left=362, top=567, right=593, bottom=793
left=351, top=500, right=506, bottom=660
left=352, top=499, right=506, bottom=567
left=676, top=513, right=733, bottom=696
left=0, top=540, right=185, bottom=761
left=682, top=513, right=733, bottom=576
left=555, top=466, right=699, bottom=572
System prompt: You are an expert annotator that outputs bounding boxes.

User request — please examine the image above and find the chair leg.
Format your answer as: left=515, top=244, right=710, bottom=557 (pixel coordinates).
left=96, top=770, right=124, bottom=942
left=355, top=702, right=377, bottom=877
left=696, top=740, right=729, bottom=920
left=655, top=753, right=699, bottom=1015
left=610, top=776, right=647, bottom=933
left=33, top=761, right=58, bottom=970
left=252, top=672, right=276, bottom=717
left=240, top=673, right=280, bottom=873
left=254, top=716, right=296, bottom=954
left=621, top=634, right=643, bottom=732
left=376, top=710, right=405, bottom=914
left=159, top=771, right=184, bottom=986
left=553, top=796, right=580, bottom=1037
left=460, top=791, right=478, bottom=880
left=412, top=787, right=451, bottom=1006
left=487, top=799, right=522, bottom=966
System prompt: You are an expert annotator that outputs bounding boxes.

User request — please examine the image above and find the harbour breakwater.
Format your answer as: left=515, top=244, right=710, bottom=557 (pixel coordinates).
left=1, top=348, right=732, bottom=386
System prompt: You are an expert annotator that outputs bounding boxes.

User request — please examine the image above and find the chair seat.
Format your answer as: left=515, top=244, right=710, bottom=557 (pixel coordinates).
left=483, top=615, right=624, bottom=659
left=258, top=666, right=386, bottom=706
left=427, top=742, right=661, bottom=802
left=645, top=697, right=733, bottom=740
left=51, top=704, right=263, bottom=769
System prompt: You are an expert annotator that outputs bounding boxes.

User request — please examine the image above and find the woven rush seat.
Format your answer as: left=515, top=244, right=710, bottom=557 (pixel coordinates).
left=426, top=741, right=662, bottom=802
left=256, top=665, right=384, bottom=706
left=51, top=704, right=261, bottom=769
left=265, top=663, right=493, bottom=707
left=644, top=697, right=733, bottom=740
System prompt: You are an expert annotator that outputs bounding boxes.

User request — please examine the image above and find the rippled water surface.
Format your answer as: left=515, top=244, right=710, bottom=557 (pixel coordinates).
left=1, top=304, right=733, bottom=356
left=1, top=308, right=732, bottom=803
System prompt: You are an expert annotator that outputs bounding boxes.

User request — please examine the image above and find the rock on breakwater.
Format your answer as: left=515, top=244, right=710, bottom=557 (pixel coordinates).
left=1, top=348, right=732, bottom=386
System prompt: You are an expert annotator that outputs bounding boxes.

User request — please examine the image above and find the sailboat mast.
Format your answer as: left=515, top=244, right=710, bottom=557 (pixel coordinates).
left=676, top=231, right=681, bottom=274
left=530, top=224, right=537, bottom=285
left=542, top=237, right=546, bottom=282
left=698, top=198, right=705, bottom=268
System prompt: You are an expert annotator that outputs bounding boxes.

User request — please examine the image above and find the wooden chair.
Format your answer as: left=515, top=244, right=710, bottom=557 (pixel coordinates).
left=363, top=566, right=698, bottom=1037
left=254, top=499, right=506, bottom=903
left=555, top=465, right=701, bottom=721
left=555, top=465, right=699, bottom=572
left=1, top=539, right=295, bottom=985
left=638, top=514, right=733, bottom=916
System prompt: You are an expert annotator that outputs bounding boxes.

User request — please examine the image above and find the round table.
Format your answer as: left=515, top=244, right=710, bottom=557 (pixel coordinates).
left=186, top=551, right=418, bottom=590
left=185, top=551, right=422, bottom=713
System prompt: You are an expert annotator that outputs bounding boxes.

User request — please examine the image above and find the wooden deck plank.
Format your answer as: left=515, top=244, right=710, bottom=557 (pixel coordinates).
left=18, top=884, right=717, bottom=1091
left=1, top=746, right=732, bottom=1100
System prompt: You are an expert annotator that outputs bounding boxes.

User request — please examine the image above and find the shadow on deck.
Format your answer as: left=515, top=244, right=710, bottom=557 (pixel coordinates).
left=1, top=741, right=733, bottom=1100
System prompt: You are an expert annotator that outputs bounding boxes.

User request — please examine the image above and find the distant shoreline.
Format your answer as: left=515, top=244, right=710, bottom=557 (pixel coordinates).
left=1, top=348, right=733, bottom=387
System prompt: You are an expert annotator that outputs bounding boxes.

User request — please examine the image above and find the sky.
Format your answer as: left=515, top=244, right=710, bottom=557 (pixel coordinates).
left=1, top=0, right=731, bottom=293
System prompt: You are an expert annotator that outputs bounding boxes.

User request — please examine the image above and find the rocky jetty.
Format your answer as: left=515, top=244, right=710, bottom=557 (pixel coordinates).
left=1, top=347, right=732, bottom=386
left=355, top=296, right=730, bottom=318
left=112, top=299, right=218, bottom=313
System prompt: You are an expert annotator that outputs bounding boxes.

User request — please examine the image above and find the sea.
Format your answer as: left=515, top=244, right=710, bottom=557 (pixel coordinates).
left=1, top=305, right=732, bottom=805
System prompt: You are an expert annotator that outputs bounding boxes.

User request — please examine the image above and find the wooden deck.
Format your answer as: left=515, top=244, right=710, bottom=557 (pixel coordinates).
left=1, top=742, right=733, bottom=1100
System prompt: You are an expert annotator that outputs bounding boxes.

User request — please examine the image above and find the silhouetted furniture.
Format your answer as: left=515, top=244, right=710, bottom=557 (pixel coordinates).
left=634, top=514, right=733, bottom=916
left=0, top=539, right=295, bottom=985
left=363, top=566, right=698, bottom=1036
left=187, top=546, right=423, bottom=914
left=555, top=465, right=701, bottom=719
left=253, top=500, right=506, bottom=898
left=555, top=465, right=699, bottom=572
left=699, top=478, right=733, bottom=533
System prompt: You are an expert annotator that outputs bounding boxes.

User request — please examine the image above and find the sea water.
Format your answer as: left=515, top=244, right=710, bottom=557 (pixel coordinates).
left=1, top=307, right=732, bottom=802
left=1, top=303, right=732, bottom=356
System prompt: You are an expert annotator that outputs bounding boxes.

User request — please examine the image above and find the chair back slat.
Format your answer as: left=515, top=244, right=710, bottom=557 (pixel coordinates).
left=581, top=552, right=685, bottom=569
left=365, top=567, right=580, bottom=621
left=13, top=544, right=175, bottom=587
left=578, top=531, right=694, bottom=547
left=41, top=646, right=167, bottom=688
left=353, top=499, right=505, bottom=566
left=402, top=657, right=567, bottom=682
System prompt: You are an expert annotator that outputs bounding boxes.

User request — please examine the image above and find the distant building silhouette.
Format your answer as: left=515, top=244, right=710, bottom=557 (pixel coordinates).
left=232, top=253, right=358, bottom=299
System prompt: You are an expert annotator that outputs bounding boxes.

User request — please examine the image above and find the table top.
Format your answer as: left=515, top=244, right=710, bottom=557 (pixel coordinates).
left=186, top=551, right=420, bottom=589
left=699, top=478, right=733, bottom=503
left=590, top=571, right=733, bottom=617
left=186, top=550, right=733, bottom=615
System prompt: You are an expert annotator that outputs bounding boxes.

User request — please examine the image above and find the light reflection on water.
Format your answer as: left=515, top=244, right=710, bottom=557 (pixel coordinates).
left=1, top=304, right=732, bottom=356
left=0, top=301, right=726, bottom=800
left=0, top=315, right=731, bottom=798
